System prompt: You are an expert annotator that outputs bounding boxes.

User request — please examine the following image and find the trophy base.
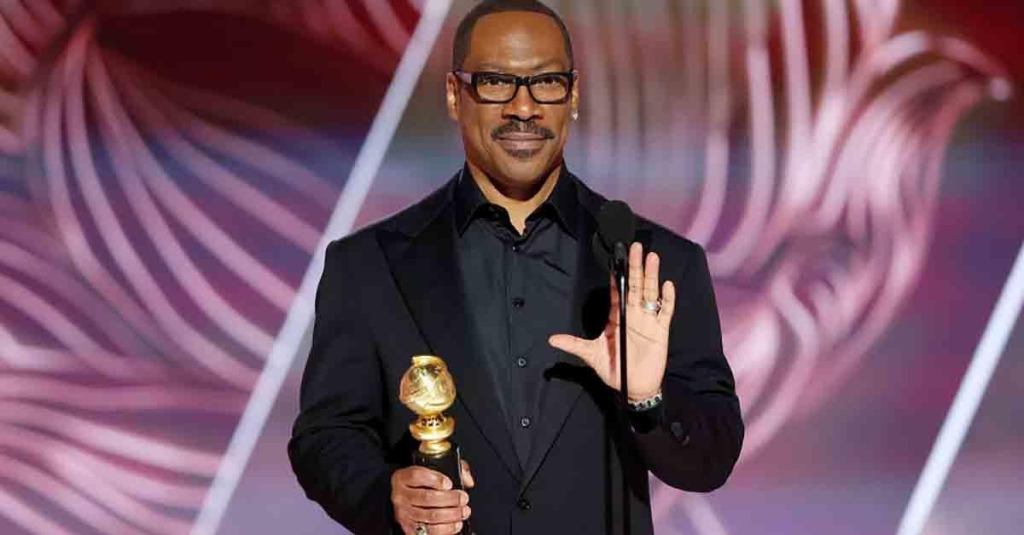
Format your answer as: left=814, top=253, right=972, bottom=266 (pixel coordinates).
left=413, top=445, right=470, bottom=534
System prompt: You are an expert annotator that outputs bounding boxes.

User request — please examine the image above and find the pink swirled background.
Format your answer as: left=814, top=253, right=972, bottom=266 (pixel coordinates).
left=0, top=1, right=1021, bottom=534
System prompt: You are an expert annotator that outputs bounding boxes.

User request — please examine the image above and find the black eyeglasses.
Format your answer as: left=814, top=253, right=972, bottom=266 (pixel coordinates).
left=453, top=70, right=576, bottom=104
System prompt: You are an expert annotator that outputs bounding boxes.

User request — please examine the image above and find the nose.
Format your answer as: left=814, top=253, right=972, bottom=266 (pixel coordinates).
left=502, top=83, right=542, bottom=122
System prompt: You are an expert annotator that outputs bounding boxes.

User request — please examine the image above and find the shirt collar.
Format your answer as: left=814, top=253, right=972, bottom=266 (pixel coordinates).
left=453, top=164, right=580, bottom=238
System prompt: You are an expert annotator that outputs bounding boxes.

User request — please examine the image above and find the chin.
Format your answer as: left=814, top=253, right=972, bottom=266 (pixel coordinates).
left=496, top=165, right=548, bottom=188
left=492, top=153, right=559, bottom=186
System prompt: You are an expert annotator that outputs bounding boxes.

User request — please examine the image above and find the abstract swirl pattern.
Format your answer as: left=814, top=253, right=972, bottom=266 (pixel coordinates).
left=0, top=1, right=421, bottom=533
left=553, top=0, right=1008, bottom=531
left=0, top=1, right=1010, bottom=534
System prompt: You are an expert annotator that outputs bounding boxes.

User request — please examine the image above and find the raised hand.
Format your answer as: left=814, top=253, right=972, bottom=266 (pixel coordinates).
left=549, top=243, right=676, bottom=401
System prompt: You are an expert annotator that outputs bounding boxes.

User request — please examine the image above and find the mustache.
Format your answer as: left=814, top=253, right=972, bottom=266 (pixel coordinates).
left=491, top=121, right=555, bottom=140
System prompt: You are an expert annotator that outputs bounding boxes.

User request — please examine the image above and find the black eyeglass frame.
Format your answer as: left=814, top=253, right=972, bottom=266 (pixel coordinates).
left=452, top=70, right=578, bottom=104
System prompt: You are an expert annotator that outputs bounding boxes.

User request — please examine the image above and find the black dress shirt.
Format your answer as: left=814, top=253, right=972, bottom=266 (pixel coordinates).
left=453, top=166, right=580, bottom=466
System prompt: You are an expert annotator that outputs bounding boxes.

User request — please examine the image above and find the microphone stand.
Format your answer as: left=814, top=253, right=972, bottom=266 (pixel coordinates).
left=612, top=242, right=631, bottom=535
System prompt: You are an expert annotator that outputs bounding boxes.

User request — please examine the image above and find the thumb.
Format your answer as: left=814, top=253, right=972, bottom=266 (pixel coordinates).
left=548, top=334, right=596, bottom=367
left=460, top=460, right=475, bottom=489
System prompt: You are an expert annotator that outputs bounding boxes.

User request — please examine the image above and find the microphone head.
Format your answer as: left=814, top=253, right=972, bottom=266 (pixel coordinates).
left=597, top=200, right=636, bottom=250
left=593, top=200, right=636, bottom=269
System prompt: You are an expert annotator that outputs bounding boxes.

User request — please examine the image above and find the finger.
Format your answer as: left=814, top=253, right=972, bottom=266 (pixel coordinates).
left=428, top=522, right=465, bottom=535
left=398, top=516, right=465, bottom=535
left=658, top=280, right=676, bottom=328
left=406, top=505, right=466, bottom=525
left=406, top=488, right=466, bottom=508
left=643, top=252, right=660, bottom=305
left=549, top=334, right=596, bottom=367
left=401, top=466, right=452, bottom=490
left=400, top=520, right=459, bottom=535
left=627, top=242, right=643, bottom=306
left=434, top=522, right=465, bottom=535
left=460, top=460, right=475, bottom=489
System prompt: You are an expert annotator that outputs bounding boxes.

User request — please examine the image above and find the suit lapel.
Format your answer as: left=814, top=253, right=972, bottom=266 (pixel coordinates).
left=379, top=182, right=521, bottom=480
left=519, top=183, right=609, bottom=490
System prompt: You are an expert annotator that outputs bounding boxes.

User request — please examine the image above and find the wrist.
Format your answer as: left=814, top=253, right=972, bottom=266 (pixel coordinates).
left=627, top=390, right=663, bottom=411
left=627, top=387, right=662, bottom=403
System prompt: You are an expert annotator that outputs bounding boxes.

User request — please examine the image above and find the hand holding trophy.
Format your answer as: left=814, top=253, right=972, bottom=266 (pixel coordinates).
left=398, top=355, right=471, bottom=535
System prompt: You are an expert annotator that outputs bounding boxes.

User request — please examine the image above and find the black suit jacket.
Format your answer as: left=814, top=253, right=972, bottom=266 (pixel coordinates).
left=289, top=173, right=743, bottom=534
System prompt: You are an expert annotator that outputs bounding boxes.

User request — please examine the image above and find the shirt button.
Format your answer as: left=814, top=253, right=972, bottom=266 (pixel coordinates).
left=520, top=417, right=531, bottom=428
left=516, top=357, right=528, bottom=368
left=516, top=497, right=531, bottom=510
left=512, top=297, right=525, bottom=309
left=511, top=244, right=521, bottom=252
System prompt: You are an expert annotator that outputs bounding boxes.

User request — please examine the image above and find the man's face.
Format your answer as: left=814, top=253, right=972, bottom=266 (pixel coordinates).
left=447, top=11, right=579, bottom=190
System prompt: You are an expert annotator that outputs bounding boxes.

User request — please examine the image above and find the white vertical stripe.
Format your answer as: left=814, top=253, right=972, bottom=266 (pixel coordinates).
left=682, top=494, right=730, bottom=535
left=896, top=241, right=1024, bottom=535
left=189, top=1, right=453, bottom=533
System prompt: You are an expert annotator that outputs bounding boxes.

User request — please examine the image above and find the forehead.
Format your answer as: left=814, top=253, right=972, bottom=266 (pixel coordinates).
left=464, top=11, right=570, bottom=71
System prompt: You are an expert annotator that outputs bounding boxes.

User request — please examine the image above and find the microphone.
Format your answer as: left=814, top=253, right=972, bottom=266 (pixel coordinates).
left=591, top=200, right=636, bottom=398
left=592, top=200, right=637, bottom=535
left=592, top=200, right=636, bottom=275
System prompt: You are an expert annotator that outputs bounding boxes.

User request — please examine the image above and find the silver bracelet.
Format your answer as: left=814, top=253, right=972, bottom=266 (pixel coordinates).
left=627, top=391, right=663, bottom=412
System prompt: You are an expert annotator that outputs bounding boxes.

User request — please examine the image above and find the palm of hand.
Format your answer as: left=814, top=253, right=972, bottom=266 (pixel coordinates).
left=549, top=243, right=676, bottom=401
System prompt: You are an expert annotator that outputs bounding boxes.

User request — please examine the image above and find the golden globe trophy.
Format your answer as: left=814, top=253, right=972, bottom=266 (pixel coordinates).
left=399, top=355, right=466, bottom=491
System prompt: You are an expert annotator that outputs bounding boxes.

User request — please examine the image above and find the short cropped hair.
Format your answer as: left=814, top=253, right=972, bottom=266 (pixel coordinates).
left=452, top=0, right=574, bottom=70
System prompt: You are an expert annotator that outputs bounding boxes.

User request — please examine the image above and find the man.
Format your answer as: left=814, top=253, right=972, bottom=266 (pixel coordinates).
left=288, top=1, right=743, bottom=534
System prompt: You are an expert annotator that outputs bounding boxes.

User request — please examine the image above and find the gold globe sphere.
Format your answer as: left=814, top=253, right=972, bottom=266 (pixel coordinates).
left=399, top=355, right=456, bottom=415
left=399, top=355, right=457, bottom=455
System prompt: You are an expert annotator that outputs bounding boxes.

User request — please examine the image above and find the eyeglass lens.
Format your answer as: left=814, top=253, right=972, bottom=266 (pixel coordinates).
left=475, top=73, right=570, bottom=103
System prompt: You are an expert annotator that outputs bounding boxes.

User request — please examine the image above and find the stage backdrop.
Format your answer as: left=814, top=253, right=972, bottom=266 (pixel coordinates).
left=0, top=1, right=1021, bottom=534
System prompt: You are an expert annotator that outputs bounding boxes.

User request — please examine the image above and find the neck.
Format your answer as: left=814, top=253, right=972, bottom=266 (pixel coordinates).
left=466, top=161, right=562, bottom=234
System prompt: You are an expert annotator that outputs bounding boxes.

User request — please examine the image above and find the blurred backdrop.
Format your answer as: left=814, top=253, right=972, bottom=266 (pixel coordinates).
left=0, top=1, right=1021, bottom=534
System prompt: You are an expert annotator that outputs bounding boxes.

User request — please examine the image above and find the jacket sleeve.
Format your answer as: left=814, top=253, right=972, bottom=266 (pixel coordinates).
left=288, top=239, right=395, bottom=534
left=632, top=242, right=744, bottom=492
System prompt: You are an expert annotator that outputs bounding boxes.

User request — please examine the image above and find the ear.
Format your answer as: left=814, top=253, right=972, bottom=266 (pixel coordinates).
left=570, top=70, right=581, bottom=118
left=446, top=72, right=460, bottom=122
